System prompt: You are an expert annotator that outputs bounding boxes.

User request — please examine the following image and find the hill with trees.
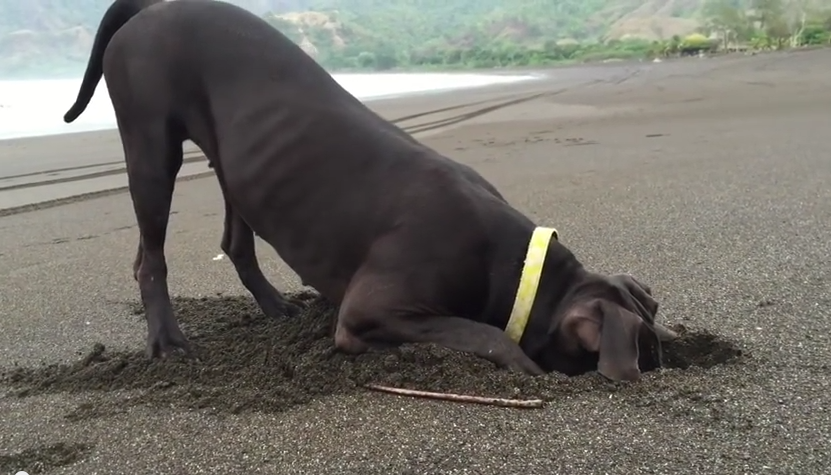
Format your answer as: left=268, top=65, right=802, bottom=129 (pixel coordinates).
left=0, top=0, right=828, bottom=78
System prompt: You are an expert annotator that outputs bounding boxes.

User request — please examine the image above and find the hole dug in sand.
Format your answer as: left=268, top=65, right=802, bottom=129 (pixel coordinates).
left=660, top=324, right=744, bottom=371
left=1, top=292, right=743, bottom=415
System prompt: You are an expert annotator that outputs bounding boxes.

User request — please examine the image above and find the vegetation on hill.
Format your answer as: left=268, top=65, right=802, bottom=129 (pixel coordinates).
left=702, top=0, right=831, bottom=49
left=0, top=0, right=829, bottom=78
left=265, top=0, right=682, bottom=70
left=267, top=0, right=830, bottom=70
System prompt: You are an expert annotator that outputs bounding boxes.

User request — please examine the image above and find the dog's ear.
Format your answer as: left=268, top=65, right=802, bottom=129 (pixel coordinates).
left=561, top=300, right=642, bottom=381
left=560, top=302, right=602, bottom=354
left=596, top=300, right=643, bottom=382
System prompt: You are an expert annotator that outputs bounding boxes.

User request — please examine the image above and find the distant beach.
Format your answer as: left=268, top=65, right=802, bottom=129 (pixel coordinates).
left=0, top=72, right=538, bottom=141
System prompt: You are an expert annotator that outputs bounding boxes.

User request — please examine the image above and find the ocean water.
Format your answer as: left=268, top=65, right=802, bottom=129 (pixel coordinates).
left=0, top=72, right=536, bottom=141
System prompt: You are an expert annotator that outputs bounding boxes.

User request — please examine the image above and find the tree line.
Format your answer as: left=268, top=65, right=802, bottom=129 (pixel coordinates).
left=266, top=0, right=831, bottom=72
left=703, top=0, right=830, bottom=49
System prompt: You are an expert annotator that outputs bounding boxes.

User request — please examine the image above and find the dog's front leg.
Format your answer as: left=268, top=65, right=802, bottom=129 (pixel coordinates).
left=336, top=309, right=544, bottom=375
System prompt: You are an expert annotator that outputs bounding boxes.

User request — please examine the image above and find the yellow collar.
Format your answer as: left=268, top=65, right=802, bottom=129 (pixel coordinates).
left=504, top=226, right=559, bottom=343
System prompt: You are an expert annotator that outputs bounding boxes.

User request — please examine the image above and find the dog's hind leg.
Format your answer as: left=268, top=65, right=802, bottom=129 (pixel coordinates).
left=122, top=118, right=190, bottom=359
left=220, top=198, right=300, bottom=318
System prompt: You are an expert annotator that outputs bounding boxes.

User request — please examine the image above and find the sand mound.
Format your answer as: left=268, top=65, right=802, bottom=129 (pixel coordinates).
left=1, top=292, right=743, bottom=417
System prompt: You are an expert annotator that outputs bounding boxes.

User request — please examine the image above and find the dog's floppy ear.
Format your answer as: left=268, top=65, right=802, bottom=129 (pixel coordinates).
left=596, top=300, right=643, bottom=382
left=561, top=300, right=640, bottom=381
left=560, top=301, right=602, bottom=354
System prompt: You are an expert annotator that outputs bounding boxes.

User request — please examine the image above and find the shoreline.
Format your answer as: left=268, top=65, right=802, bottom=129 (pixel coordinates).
left=0, top=70, right=542, bottom=142
left=0, top=55, right=634, bottom=82
left=4, top=46, right=799, bottom=141
left=1, top=48, right=789, bottom=143
left=5, top=43, right=824, bottom=81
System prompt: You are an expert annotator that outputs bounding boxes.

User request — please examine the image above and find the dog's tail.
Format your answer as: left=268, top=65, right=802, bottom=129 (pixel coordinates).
left=63, top=0, right=162, bottom=123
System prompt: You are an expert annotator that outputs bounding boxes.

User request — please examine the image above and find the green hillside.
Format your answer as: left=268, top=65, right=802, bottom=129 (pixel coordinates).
left=264, top=0, right=709, bottom=70
left=0, top=0, right=829, bottom=78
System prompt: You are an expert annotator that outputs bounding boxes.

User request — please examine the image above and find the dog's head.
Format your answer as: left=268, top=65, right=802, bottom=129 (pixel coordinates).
left=537, top=272, right=678, bottom=382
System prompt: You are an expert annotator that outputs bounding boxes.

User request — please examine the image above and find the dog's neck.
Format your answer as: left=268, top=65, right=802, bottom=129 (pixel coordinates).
left=485, top=225, right=584, bottom=347
left=520, top=241, right=585, bottom=349
left=502, top=226, right=559, bottom=342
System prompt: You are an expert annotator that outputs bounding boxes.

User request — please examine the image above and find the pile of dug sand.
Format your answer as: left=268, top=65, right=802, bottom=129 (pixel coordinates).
left=1, top=291, right=743, bottom=416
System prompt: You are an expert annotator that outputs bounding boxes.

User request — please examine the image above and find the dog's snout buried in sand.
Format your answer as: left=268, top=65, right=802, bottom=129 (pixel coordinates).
left=64, top=0, right=678, bottom=383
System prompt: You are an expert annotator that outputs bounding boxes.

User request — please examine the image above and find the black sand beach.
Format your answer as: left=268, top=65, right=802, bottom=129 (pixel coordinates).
left=1, top=50, right=830, bottom=474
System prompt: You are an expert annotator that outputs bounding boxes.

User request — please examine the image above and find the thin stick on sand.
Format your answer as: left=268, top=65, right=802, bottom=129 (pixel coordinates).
left=365, top=384, right=545, bottom=409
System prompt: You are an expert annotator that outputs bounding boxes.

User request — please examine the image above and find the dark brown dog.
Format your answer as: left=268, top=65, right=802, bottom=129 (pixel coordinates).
left=64, top=0, right=677, bottom=381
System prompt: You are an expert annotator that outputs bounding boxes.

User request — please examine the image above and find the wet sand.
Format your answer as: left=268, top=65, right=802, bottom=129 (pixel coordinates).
left=2, top=50, right=831, bottom=474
